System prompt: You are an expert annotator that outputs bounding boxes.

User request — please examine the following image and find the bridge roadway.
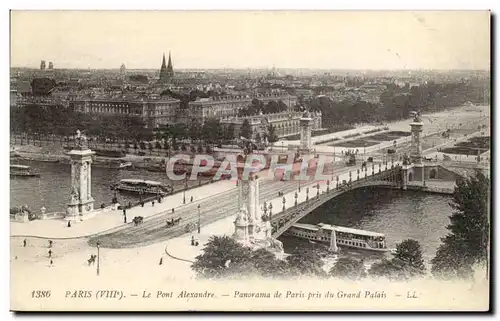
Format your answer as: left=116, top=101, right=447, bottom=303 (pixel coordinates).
left=90, top=161, right=367, bottom=248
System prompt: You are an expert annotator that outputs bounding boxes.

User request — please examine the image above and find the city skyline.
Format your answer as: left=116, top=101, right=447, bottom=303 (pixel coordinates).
left=11, top=11, right=490, bottom=70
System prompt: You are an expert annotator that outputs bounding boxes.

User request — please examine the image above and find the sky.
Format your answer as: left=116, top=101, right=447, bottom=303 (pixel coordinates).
left=10, top=11, right=491, bottom=70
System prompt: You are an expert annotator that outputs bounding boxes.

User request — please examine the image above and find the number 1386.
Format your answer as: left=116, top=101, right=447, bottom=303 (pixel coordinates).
left=32, top=290, right=51, bottom=298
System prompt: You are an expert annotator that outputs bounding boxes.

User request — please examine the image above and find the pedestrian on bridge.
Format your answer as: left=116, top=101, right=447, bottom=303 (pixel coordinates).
left=48, top=240, right=53, bottom=248
left=123, top=208, right=126, bottom=216
left=190, top=196, right=193, bottom=203
left=172, top=208, right=175, bottom=214
left=124, top=215, right=127, bottom=224
left=67, top=221, right=71, bottom=228
left=159, top=257, right=163, bottom=265
left=23, top=239, right=27, bottom=247
left=49, top=259, right=53, bottom=267
left=48, top=249, right=52, bottom=258
left=152, top=200, right=155, bottom=207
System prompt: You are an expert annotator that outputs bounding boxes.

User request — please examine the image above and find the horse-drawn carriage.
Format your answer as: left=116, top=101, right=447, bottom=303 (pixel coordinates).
left=132, top=216, right=144, bottom=226
left=166, top=217, right=182, bottom=228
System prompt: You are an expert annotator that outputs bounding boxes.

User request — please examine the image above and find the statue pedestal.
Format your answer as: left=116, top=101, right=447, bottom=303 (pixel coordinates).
left=66, top=197, right=95, bottom=222
left=15, top=212, right=29, bottom=223
left=233, top=206, right=250, bottom=246
left=66, top=146, right=95, bottom=222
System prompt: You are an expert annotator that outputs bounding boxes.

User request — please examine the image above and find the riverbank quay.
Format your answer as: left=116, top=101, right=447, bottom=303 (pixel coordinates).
left=10, top=178, right=237, bottom=239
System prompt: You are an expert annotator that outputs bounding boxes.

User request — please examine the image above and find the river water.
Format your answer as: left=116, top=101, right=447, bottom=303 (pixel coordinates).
left=11, top=161, right=453, bottom=262
left=279, top=187, right=453, bottom=265
left=10, top=160, right=206, bottom=212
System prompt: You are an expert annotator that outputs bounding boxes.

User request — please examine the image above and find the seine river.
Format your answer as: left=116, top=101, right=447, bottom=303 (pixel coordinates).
left=11, top=161, right=453, bottom=261
left=279, top=187, right=453, bottom=264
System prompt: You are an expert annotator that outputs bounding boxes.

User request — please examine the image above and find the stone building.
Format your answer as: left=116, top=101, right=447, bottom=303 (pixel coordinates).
left=71, top=94, right=181, bottom=128
left=182, top=92, right=297, bottom=124
left=220, top=110, right=322, bottom=139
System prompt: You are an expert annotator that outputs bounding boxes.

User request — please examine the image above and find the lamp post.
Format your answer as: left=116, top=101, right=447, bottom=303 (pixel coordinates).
left=282, top=196, right=286, bottom=211
left=183, top=177, right=187, bottom=204
left=294, top=191, right=298, bottom=206
left=268, top=203, right=273, bottom=221
left=96, top=241, right=100, bottom=276
left=281, top=141, right=284, bottom=152
left=263, top=202, right=268, bottom=221
left=306, top=187, right=309, bottom=201
left=197, top=204, right=201, bottom=234
left=316, top=183, right=320, bottom=196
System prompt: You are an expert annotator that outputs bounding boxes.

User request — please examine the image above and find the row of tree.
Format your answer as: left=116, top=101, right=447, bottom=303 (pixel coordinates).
left=192, top=171, right=490, bottom=280
left=191, top=235, right=427, bottom=280
left=237, top=99, right=290, bottom=117
left=306, top=80, right=490, bottom=128
left=10, top=104, right=280, bottom=147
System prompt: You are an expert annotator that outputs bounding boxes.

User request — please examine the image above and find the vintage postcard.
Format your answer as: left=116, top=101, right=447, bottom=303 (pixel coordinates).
left=9, top=10, right=490, bottom=311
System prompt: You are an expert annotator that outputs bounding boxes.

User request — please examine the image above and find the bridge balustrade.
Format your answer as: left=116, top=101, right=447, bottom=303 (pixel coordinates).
left=270, top=165, right=403, bottom=237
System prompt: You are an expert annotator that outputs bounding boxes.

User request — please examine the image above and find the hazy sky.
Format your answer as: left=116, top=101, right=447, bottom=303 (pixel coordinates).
left=10, top=11, right=490, bottom=70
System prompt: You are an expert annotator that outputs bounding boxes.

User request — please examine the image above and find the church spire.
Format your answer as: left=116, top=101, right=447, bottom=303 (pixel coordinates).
left=161, top=53, right=167, bottom=68
left=166, top=51, right=174, bottom=78
left=167, top=51, right=173, bottom=71
left=159, top=51, right=173, bottom=83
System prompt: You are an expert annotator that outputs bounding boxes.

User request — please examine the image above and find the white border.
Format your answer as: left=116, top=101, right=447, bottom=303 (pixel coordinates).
left=2, top=1, right=497, bottom=319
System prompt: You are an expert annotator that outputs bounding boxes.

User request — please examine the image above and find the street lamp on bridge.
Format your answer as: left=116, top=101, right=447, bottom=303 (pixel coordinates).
left=197, top=204, right=201, bottom=234
left=262, top=202, right=268, bottom=221
left=96, top=241, right=100, bottom=276
left=183, top=176, right=187, bottom=204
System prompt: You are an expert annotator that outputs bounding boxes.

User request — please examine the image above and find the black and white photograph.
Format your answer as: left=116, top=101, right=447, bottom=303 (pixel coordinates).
left=8, top=10, right=491, bottom=311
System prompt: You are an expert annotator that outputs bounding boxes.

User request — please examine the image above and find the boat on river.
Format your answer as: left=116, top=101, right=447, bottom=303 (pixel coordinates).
left=94, top=160, right=132, bottom=170
left=285, top=222, right=391, bottom=253
left=10, top=164, right=40, bottom=177
left=111, top=179, right=173, bottom=195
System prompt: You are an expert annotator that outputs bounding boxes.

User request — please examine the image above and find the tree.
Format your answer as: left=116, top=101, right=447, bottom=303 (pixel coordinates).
left=268, top=125, right=278, bottom=143
left=431, top=171, right=490, bottom=279
left=368, top=258, right=410, bottom=281
left=329, top=257, right=366, bottom=280
left=255, top=132, right=262, bottom=144
left=249, top=248, right=289, bottom=279
left=192, top=236, right=253, bottom=279
left=286, top=247, right=326, bottom=278
left=225, top=123, right=235, bottom=141
left=189, top=119, right=201, bottom=143
left=240, top=119, right=252, bottom=140
left=368, top=239, right=425, bottom=280
left=393, top=239, right=426, bottom=277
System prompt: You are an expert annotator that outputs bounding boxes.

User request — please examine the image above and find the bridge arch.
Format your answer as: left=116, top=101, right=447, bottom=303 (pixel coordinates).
left=270, top=166, right=404, bottom=238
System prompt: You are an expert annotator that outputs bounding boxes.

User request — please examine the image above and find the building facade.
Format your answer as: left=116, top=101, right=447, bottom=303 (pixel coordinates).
left=183, top=92, right=297, bottom=124
left=220, top=110, right=322, bottom=139
left=71, top=95, right=181, bottom=128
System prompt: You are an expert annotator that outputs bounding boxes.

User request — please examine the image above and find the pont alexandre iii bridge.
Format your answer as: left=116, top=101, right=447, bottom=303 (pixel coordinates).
left=269, top=162, right=404, bottom=238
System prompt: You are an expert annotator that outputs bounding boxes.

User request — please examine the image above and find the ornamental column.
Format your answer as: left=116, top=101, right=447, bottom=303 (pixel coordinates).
left=66, top=132, right=95, bottom=222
